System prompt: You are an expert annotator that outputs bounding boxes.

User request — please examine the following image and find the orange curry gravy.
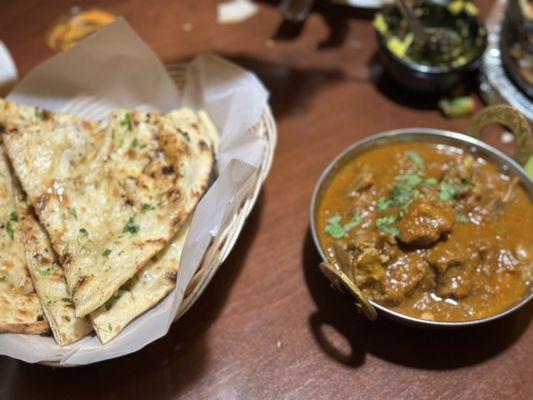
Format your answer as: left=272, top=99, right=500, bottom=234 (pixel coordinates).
left=317, top=142, right=532, bottom=322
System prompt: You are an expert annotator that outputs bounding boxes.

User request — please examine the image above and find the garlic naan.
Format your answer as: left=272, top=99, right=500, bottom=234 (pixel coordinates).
left=2, top=100, right=216, bottom=317
left=0, top=144, right=49, bottom=334
left=91, top=219, right=191, bottom=343
left=91, top=111, right=218, bottom=343
left=19, top=204, right=92, bottom=345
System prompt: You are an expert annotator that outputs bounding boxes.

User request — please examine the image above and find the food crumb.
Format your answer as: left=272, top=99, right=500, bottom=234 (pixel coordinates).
left=266, top=39, right=275, bottom=48
left=182, top=22, right=193, bottom=32
left=438, top=96, right=475, bottom=118
left=217, top=0, right=258, bottom=24
left=500, top=131, right=515, bottom=144
left=276, top=339, right=282, bottom=349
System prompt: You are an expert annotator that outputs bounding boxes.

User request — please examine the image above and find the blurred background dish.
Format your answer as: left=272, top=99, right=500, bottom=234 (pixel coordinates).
left=331, top=0, right=394, bottom=8
left=500, top=0, right=533, bottom=98
left=46, top=7, right=116, bottom=51
left=480, top=0, right=533, bottom=120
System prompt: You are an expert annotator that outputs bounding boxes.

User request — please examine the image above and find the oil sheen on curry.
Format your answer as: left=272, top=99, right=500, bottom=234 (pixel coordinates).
left=317, top=142, right=532, bottom=322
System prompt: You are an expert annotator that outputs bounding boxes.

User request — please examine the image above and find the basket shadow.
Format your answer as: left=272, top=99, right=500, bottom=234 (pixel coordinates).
left=302, top=228, right=532, bottom=370
left=165, top=54, right=348, bottom=120
left=367, top=50, right=483, bottom=111
left=220, top=54, right=347, bottom=119
left=0, top=193, right=265, bottom=400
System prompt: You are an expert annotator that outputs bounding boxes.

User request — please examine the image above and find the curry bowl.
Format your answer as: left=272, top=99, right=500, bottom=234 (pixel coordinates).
left=310, top=105, right=533, bottom=328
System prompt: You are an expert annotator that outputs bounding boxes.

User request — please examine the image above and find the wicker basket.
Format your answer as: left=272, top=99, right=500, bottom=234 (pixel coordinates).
left=32, top=63, right=276, bottom=367
left=0, top=35, right=276, bottom=365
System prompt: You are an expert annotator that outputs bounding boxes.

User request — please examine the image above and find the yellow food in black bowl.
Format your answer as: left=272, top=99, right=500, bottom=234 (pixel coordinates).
left=373, top=0, right=487, bottom=92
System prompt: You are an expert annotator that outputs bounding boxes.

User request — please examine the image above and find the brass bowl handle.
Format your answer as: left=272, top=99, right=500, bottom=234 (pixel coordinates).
left=319, top=261, right=378, bottom=321
left=466, top=104, right=533, bottom=166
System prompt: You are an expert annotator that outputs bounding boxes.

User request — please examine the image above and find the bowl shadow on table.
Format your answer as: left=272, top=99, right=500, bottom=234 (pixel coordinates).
left=0, top=193, right=265, bottom=400
left=256, top=0, right=376, bottom=49
left=302, top=228, right=532, bottom=370
left=367, top=52, right=440, bottom=111
left=167, top=53, right=351, bottom=120
left=367, top=51, right=483, bottom=111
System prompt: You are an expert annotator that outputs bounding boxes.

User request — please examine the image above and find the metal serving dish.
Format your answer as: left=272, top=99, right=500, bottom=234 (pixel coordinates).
left=310, top=105, right=533, bottom=328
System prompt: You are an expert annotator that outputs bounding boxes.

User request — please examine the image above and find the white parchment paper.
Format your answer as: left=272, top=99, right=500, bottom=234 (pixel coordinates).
left=0, top=18, right=269, bottom=366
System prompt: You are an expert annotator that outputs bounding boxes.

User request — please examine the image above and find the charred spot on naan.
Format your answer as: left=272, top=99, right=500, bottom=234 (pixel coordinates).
left=73, top=275, right=92, bottom=296
left=34, top=193, right=51, bottom=213
left=164, top=270, right=177, bottom=283
left=0, top=293, right=50, bottom=334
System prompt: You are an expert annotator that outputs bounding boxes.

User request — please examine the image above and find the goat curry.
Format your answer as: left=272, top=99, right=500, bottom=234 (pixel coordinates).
left=317, top=142, right=532, bottom=322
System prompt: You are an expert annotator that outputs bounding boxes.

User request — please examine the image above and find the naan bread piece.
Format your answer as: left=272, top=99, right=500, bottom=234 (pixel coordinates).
left=91, top=110, right=218, bottom=343
left=91, top=219, right=190, bottom=343
left=19, top=203, right=92, bottom=345
left=0, top=144, right=49, bottom=334
left=2, top=100, right=217, bottom=317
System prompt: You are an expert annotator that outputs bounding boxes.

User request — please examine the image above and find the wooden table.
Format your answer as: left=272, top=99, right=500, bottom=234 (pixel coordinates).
left=1, top=1, right=531, bottom=399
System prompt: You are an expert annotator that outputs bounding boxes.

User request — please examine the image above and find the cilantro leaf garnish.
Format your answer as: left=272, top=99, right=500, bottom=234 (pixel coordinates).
left=324, top=214, right=362, bottom=239
left=142, top=203, right=156, bottom=211
left=104, top=293, right=121, bottom=310
left=61, top=297, right=71, bottom=303
left=121, top=112, right=133, bottom=131
left=79, top=228, right=89, bottom=237
left=381, top=172, right=438, bottom=215
left=123, top=217, right=140, bottom=234
left=131, top=138, right=147, bottom=149
left=456, top=214, right=469, bottom=223
left=102, top=248, right=112, bottom=257
left=378, top=198, right=391, bottom=212
left=396, top=173, right=424, bottom=188
left=325, top=216, right=346, bottom=239
left=376, top=214, right=399, bottom=237
left=10, top=211, right=18, bottom=222
left=390, top=173, right=425, bottom=207
left=407, top=151, right=425, bottom=169
left=6, top=222, right=13, bottom=240
left=439, top=181, right=460, bottom=202
left=344, top=216, right=363, bottom=231
left=179, top=129, right=190, bottom=142
left=423, top=177, right=438, bottom=186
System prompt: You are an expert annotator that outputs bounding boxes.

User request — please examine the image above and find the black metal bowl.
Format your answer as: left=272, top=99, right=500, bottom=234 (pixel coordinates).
left=375, top=0, right=488, bottom=93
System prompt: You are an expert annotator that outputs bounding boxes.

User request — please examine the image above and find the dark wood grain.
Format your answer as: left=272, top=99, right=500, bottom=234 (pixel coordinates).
left=0, top=1, right=531, bottom=399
